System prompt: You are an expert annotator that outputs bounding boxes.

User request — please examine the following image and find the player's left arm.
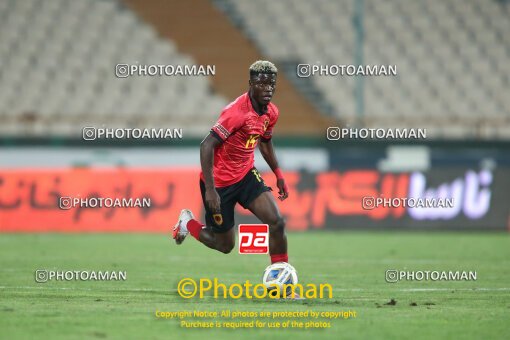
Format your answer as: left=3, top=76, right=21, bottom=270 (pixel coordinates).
left=259, top=139, right=288, bottom=201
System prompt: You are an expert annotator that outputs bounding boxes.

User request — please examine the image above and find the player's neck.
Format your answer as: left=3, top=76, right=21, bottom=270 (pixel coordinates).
left=248, top=93, right=267, bottom=116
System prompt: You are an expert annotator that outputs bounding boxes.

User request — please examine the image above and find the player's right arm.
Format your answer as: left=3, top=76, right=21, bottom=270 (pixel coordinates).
left=201, top=103, right=244, bottom=213
left=200, top=134, right=221, bottom=213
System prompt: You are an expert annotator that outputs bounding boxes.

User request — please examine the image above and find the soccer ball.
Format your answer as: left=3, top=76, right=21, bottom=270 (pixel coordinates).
left=262, top=262, right=298, bottom=291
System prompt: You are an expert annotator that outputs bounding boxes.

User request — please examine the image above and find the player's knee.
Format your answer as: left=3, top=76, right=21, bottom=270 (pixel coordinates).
left=217, top=242, right=235, bottom=254
left=270, top=216, right=286, bottom=234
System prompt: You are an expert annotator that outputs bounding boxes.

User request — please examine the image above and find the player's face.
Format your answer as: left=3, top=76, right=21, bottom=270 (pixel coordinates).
left=249, top=73, right=277, bottom=106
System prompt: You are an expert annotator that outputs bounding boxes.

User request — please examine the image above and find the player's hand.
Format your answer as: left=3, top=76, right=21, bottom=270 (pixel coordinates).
left=205, top=188, right=221, bottom=213
left=276, top=178, right=289, bottom=201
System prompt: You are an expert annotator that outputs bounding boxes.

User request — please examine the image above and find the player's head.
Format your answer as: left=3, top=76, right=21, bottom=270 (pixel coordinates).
left=248, top=60, right=277, bottom=106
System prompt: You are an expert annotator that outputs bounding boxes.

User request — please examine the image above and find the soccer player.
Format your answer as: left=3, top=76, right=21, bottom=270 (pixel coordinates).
left=172, top=60, right=290, bottom=267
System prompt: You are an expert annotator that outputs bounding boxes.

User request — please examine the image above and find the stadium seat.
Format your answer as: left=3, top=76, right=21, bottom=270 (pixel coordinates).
left=0, top=0, right=227, bottom=137
left=214, top=0, right=510, bottom=138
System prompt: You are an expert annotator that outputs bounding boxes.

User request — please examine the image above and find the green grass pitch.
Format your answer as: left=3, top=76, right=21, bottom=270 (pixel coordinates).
left=1, top=232, right=509, bottom=339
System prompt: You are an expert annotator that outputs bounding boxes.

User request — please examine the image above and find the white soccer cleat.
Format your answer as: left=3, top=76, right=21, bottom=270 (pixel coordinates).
left=172, top=209, right=194, bottom=244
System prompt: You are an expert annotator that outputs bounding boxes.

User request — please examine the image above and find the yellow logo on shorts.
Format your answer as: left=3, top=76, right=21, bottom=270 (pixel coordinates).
left=213, top=214, right=223, bottom=225
left=251, top=169, right=262, bottom=182
left=245, top=134, right=259, bottom=149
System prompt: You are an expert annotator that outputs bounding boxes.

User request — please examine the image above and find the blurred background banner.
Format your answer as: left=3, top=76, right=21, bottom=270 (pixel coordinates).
left=0, top=0, right=509, bottom=232
left=0, top=168, right=200, bottom=232
left=1, top=144, right=508, bottom=232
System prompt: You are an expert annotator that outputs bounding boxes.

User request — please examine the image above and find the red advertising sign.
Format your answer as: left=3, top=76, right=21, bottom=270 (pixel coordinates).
left=0, top=167, right=504, bottom=232
left=238, top=224, right=269, bottom=254
left=0, top=168, right=202, bottom=232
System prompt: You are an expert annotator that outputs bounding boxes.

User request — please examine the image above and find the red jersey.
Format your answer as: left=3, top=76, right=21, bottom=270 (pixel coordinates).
left=201, top=92, right=279, bottom=187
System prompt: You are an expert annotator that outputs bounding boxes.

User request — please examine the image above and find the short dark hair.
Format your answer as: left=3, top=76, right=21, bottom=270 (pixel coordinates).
left=249, top=60, right=277, bottom=77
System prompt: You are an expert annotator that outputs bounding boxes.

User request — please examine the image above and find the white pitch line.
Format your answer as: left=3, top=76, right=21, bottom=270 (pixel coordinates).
left=1, top=286, right=509, bottom=293
left=330, top=288, right=510, bottom=292
left=397, top=287, right=510, bottom=292
left=0, top=286, right=165, bottom=292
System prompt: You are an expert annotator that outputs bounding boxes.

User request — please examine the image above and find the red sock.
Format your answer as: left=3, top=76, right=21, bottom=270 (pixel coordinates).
left=186, top=219, right=204, bottom=240
left=270, top=253, right=288, bottom=264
